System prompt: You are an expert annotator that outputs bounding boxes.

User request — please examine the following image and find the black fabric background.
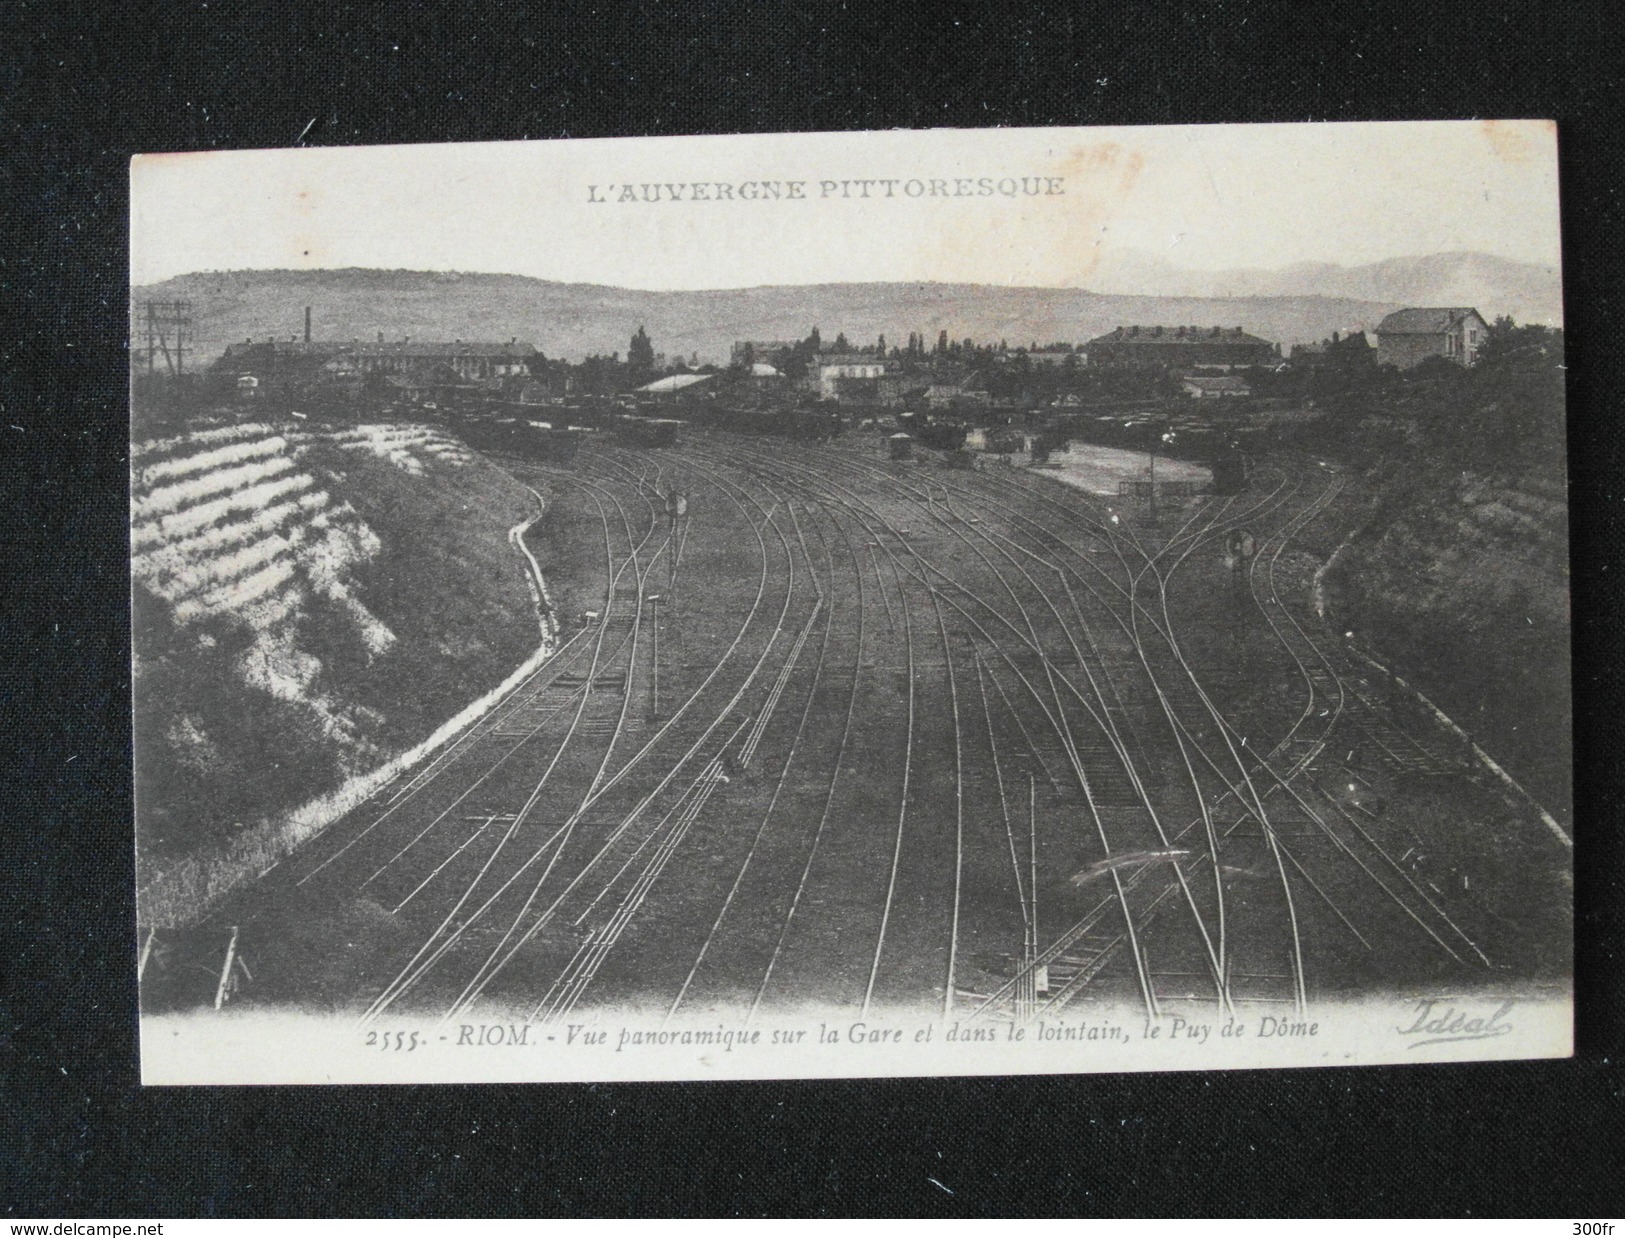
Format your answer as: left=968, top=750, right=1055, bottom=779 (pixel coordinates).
left=3, top=0, right=1621, bottom=1217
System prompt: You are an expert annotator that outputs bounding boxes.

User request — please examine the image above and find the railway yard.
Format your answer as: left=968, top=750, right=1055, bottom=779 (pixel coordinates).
left=142, top=427, right=1573, bottom=1031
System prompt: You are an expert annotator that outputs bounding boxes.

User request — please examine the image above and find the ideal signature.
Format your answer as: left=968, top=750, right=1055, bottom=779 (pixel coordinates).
left=1395, top=998, right=1515, bottom=1048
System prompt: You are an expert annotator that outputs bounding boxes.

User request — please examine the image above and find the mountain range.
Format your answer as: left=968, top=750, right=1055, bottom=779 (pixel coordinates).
left=134, top=251, right=1560, bottom=368
left=1075, top=249, right=1562, bottom=326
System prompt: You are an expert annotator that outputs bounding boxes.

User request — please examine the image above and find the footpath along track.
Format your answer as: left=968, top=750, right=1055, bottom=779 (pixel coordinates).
left=310, top=461, right=666, bottom=896
left=287, top=462, right=669, bottom=895
left=287, top=470, right=656, bottom=892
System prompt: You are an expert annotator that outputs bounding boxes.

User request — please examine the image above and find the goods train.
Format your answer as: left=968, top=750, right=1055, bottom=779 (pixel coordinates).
left=986, top=428, right=1026, bottom=456
left=694, top=403, right=843, bottom=442
left=453, top=414, right=584, bottom=464
left=897, top=412, right=968, bottom=452
left=615, top=415, right=684, bottom=447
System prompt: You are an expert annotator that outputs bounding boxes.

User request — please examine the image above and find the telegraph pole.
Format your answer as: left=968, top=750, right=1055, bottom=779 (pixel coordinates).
left=1149, top=426, right=1176, bottom=528
left=136, top=300, right=193, bottom=377
left=647, top=595, right=662, bottom=718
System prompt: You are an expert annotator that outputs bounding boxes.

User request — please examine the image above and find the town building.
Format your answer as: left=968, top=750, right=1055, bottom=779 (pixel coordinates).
left=346, top=338, right=539, bottom=382
left=1084, top=325, right=1277, bottom=370
left=925, top=371, right=993, bottom=410
left=214, top=338, right=351, bottom=378
left=816, top=355, right=889, bottom=399
left=1181, top=375, right=1252, bottom=399
left=1026, top=348, right=1082, bottom=367
left=1374, top=307, right=1489, bottom=369
left=215, top=336, right=539, bottom=385
left=1288, top=330, right=1376, bottom=370
left=728, top=362, right=790, bottom=400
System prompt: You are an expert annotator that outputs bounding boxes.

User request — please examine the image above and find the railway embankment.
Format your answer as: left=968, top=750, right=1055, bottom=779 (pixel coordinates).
left=1320, top=466, right=1570, bottom=819
left=133, top=416, right=570, bottom=927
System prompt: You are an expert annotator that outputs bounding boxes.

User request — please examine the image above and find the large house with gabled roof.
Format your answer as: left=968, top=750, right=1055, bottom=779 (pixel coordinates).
left=1375, top=307, right=1489, bottom=369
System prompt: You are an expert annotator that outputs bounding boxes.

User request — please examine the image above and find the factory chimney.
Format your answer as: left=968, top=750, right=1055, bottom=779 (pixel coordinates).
left=304, top=306, right=312, bottom=343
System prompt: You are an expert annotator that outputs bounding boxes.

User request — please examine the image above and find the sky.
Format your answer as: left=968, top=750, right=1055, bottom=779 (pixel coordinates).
left=131, top=121, right=1562, bottom=290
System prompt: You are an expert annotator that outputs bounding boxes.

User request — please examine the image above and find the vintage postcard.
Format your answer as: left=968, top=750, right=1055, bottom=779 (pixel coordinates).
left=131, top=122, right=1570, bottom=1083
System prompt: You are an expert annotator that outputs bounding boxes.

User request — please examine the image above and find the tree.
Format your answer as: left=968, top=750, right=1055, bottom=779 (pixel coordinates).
left=833, top=331, right=850, bottom=353
left=1479, top=315, right=1562, bottom=368
left=807, top=326, right=822, bottom=354
left=877, top=333, right=886, bottom=357
left=936, top=329, right=949, bottom=355
left=780, top=341, right=812, bottom=381
left=628, top=325, right=655, bottom=374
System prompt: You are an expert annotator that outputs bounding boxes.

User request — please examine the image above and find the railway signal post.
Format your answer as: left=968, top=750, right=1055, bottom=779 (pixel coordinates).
left=646, top=594, right=664, bottom=718
left=1224, top=527, right=1259, bottom=628
left=1148, top=428, right=1177, bottom=528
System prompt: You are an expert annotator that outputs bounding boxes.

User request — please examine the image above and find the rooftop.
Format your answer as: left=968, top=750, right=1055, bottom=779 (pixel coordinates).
left=1375, top=307, right=1485, bottom=335
left=351, top=340, right=539, bottom=358
left=1088, top=325, right=1273, bottom=346
left=220, top=339, right=350, bottom=358
left=222, top=338, right=538, bottom=359
left=636, top=373, right=714, bottom=394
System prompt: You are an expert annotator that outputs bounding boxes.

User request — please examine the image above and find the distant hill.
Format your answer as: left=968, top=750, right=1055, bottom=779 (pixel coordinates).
left=134, top=268, right=1408, bottom=367
left=1078, top=250, right=1563, bottom=326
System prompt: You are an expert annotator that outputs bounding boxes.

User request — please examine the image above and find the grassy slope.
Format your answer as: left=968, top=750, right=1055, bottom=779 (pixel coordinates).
left=1316, top=348, right=1571, bottom=815
left=297, top=438, right=541, bottom=745
left=1333, top=469, right=1570, bottom=814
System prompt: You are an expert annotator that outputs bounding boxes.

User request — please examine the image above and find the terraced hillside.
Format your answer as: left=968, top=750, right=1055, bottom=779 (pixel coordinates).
left=133, top=419, right=566, bottom=925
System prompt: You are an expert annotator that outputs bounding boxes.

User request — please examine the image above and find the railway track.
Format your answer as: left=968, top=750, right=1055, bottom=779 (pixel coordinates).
left=405, top=449, right=809, bottom=1023
left=782, top=444, right=1394, bottom=1021
left=292, top=464, right=669, bottom=893
left=168, top=429, right=1553, bottom=1025
left=361, top=456, right=681, bottom=1019
left=713, top=440, right=1187, bottom=1016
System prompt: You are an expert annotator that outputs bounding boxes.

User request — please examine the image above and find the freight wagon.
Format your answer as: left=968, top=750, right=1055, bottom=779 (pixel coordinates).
left=699, top=404, right=842, bottom=442
left=455, top=415, right=584, bottom=464
left=898, top=413, right=968, bottom=452
left=616, top=416, right=684, bottom=447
